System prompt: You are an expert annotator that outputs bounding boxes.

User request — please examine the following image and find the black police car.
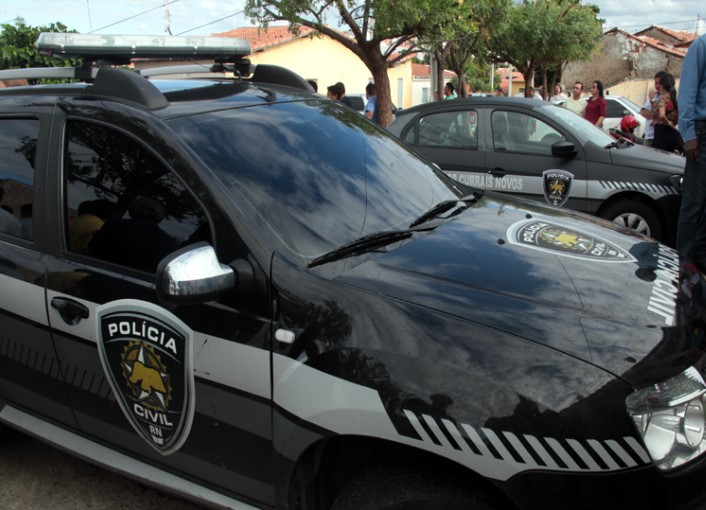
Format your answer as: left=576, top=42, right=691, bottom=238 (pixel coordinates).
left=387, top=97, right=685, bottom=245
left=0, top=33, right=705, bottom=510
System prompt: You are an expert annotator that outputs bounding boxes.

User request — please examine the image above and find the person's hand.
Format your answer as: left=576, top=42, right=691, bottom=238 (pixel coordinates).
left=684, top=139, right=700, bottom=161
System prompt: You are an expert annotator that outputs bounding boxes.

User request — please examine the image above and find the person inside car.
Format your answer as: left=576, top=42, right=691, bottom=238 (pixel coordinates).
left=89, top=196, right=177, bottom=273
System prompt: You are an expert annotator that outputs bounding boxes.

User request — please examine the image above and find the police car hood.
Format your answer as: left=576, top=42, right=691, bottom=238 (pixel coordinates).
left=337, top=194, right=679, bottom=380
left=608, top=143, right=685, bottom=174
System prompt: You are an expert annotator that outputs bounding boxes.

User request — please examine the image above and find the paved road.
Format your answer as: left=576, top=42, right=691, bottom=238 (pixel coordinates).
left=0, top=431, right=205, bottom=509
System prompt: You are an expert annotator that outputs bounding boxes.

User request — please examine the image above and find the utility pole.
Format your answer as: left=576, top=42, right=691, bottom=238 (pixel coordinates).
left=164, top=0, right=172, bottom=35
left=508, top=65, right=513, bottom=97
left=430, top=52, right=438, bottom=101
left=86, top=0, right=93, bottom=33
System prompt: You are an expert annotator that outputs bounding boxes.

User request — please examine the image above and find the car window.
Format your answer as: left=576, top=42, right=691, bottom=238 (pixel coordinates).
left=606, top=99, right=629, bottom=118
left=540, top=104, right=616, bottom=146
left=63, top=120, right=207, bottom=273
left=619, top=96, right=642, bottom=112
left=0, top=119, right=37, bottom=240
left=347, top=96, right=365, bottom=111
left=491, top=110, right=563, bottom=155
left=414, top=111, right=478, bottom=149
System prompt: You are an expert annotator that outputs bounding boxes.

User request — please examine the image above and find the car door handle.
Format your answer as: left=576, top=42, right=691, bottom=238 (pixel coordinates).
left=489, top=168, right=507, bottom=178
left=51, top=297, right=90, bottom=325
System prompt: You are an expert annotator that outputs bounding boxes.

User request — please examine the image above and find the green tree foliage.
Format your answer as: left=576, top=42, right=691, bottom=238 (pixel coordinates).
left=0, top=19, right=77, bottom=70
left=489, top=0, right=602, bottom=97
left=464, top=59, right=498, bottom=93
left=423, top=0, right=509, bottom=98
left=244, top=0, right=459, bottom=126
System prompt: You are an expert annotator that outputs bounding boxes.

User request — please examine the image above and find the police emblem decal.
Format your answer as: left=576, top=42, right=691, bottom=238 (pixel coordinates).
left=507, top=219, right=636, bottom=262
left=543, top=169, right=573, bottom=207
left=96, top=300, right=195, bottom=455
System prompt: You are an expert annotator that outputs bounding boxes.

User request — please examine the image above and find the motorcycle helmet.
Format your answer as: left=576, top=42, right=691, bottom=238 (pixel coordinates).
left=620, top=115, right=639, bottom=133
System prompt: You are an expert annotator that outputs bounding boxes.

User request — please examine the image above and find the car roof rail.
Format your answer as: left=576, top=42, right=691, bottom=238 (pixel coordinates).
left=0, top=65, right=169, bottom=110
left=138, top=62, right=314, bottom=92
left=249, top=64, right=313, bottom=91
left=0, top=33, right=313, bottom=108
left=89, top=67, right=169, bottom=109
left=0, top=66, right=99, bottom=82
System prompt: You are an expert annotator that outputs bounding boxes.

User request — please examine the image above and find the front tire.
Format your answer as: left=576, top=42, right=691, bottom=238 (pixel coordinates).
left=330, top=463, right=504, bottom=510
left=600, top=200, right=662, bottom=241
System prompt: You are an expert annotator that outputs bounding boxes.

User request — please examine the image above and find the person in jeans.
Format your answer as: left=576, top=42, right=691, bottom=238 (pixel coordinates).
left=364, top=82, right=378, bottom=124
left=676, top=32, right=706, bottom=269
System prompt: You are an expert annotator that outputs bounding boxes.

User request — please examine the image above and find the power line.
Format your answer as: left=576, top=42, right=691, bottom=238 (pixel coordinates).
left=176, top=11, right=244, bottom=35
left=88, top=0, right=182, bottom=33
left=610, top=17, right=702, bottom=29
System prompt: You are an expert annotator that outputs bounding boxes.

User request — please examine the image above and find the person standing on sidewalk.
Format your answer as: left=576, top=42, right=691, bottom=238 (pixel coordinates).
left=584, top=80, right=607, bottom=128
left=676, top=32, right=706, bottom=268
left=562, top=82, right=586, bottom=116
left=640, top=71, right=667, bottom=147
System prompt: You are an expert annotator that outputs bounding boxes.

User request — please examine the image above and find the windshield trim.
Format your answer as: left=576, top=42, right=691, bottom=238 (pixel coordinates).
left=538, top=104, right=616, bottom=147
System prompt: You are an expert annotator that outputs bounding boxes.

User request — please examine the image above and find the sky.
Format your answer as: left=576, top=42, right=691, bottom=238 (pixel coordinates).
left=0, top=0, right=704, bottom=37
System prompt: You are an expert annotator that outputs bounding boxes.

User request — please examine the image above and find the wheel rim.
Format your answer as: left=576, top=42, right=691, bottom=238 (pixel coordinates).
left=612, top=212, right=651, bottom=236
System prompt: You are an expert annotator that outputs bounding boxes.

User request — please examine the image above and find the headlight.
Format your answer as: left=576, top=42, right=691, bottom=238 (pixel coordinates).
left=626, top=367, right=706, bottom=470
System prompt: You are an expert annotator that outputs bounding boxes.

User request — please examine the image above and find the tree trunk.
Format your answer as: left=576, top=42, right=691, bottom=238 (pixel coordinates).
left=457, top=75, right=467, bottom=97
left=370, top=61, right=393, bottom=128
left=434, top=49, right=445, bottom=101
left=542, top=67, right=548, bottom=101
left=522, top=65, right=535, bottom=97
left=448, top=47, right=469, bottom=98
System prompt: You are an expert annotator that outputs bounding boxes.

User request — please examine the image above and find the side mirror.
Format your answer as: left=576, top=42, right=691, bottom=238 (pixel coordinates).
left=156, top=242, right=236, bottom=304
left=551, top=140, right=577, bottom=158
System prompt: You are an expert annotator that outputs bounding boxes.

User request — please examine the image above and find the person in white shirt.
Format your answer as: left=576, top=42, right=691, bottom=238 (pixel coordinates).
left=562, top=82, right=586, bottom=116
left=550, top=83, right=567, bottom=101
left=639, top=71, right=667, bottom=147
left=526, top=87, right=544, bottom=101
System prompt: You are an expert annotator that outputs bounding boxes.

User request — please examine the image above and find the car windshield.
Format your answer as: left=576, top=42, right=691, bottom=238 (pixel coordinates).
left=539, top=104, right=616, bottom=146
left=618, top=96, right=642, bottom=113
left=170, top=100, right=458, bottom=261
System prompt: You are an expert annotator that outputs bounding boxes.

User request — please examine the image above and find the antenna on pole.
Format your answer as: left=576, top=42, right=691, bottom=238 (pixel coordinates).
left=86, top=0, right=93, bottom=32
left=164, top=0, right=172, bottom=35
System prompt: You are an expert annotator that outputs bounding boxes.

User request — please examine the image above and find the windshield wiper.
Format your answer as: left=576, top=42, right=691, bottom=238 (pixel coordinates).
left=309, top=193, right=481, bottom=268
left=308, top=230, right=415, bottom=268
left=604, top=141, right=619, bottom=149
left=409, top=193, right=480, bottom=229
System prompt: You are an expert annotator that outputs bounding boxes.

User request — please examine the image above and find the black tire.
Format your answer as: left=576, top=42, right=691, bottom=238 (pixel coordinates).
left=600, top=200, right=662, bottom=241
left=330, top=463, right=505, bottom=510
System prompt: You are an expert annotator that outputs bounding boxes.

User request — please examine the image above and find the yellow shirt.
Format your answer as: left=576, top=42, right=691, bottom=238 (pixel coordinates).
left=69, top=213, right=104, bottom=253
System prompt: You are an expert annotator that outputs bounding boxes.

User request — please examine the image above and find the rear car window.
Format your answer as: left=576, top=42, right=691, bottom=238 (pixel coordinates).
left=0, top=118, right=37, bottom=240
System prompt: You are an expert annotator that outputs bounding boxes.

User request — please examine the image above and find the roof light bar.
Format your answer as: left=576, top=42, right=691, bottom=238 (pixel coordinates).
left=37, top=33, right=251, bottom=61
